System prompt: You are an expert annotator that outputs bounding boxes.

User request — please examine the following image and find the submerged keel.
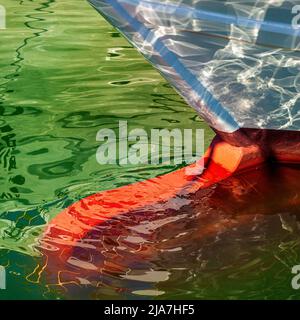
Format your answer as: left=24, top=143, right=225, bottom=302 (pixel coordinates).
left=40, top=133, right=300, bottom=295
left=40, top=135, right=263, bottom=288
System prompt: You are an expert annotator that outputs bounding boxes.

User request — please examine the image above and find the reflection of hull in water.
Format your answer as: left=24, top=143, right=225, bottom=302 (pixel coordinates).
left=41, top=161, right=300, bottom=298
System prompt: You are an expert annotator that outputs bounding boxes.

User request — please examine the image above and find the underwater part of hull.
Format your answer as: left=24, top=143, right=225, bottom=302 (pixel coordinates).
left=41, top=130, right=300, bottom=292
left=215, top=128, right=300, bottom=164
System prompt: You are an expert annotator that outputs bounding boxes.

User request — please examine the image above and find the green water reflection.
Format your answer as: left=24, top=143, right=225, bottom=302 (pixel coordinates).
left=0, top=0, right=299, bottom=301
left=0, top=0, right=212, bottom=299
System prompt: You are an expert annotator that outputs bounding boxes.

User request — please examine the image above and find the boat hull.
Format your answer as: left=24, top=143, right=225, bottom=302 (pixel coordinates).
left=90, top=0, right=300, bottom=137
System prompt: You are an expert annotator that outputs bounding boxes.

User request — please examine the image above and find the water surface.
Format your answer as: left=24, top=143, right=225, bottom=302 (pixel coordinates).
left=0, top=0, right=299, bottom=300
